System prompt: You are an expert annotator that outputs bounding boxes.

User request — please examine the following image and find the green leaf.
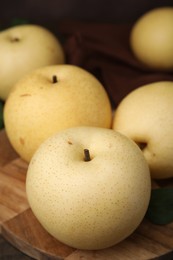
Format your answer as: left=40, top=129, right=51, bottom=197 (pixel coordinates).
left=0, top=18, right=29, bottom=32
left=0, top=101, right=4, bottom=129
left=10, top=18, right=29, bottom=27
left=146, top=187, right=173, bottom=225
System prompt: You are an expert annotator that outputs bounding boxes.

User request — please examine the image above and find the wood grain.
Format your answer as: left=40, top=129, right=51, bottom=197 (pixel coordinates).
left=0, top=158, right=29, bottom=232
left=0, top=130, right=173, bottom=259
left=0, top=130, right=29, bottom=232
left=2, top=209, right=75, bottom=260
left=0, top=129, right=18, bottom=167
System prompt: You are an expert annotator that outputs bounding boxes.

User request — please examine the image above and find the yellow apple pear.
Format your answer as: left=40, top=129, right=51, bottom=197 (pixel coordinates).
left=130, top=7, right=173, bottom=71
left=26, top=126, right=151, bottom=250
left=0, top=24, right=65, bottom=100
left=4, top=65, right=112, bottom=162
left=113, top=81, right=173, bottom=179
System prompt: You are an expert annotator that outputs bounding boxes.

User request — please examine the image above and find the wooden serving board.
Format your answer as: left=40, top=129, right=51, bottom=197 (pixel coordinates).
left=0, top=129, right=173, bottom=259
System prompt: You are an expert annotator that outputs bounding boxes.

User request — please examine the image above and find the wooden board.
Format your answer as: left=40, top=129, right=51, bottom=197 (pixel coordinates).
left=0, top=129, right=173, bottom=259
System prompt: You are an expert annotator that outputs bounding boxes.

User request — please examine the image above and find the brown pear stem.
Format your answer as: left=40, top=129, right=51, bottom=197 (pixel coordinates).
left=84, top=149, right=91, bottom=162
left=52, top=75, right=58, bottom=83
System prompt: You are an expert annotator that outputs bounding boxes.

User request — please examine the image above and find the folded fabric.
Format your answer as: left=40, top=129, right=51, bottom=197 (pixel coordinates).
left=58, top=21, right=173, bottom=108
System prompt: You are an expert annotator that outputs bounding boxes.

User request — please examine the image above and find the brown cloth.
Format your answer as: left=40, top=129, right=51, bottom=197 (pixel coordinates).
left=57, top=21, right=173, bottom=108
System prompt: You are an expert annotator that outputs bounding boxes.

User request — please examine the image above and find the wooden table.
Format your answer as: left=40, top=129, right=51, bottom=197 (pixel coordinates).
left=0, top=129, right=29, bottom=258
left=0, top=129, right=173, bottom=260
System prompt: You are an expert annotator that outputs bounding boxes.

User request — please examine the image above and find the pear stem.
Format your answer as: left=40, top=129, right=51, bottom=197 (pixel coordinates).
left=84, top=149, right=91, bottom=162
left=52, top=75, right=58, bottom=83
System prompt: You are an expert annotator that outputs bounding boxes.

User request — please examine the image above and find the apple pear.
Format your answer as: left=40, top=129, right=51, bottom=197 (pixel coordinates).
left=0, top=24, right=65, bottom=100
left=26, top=126, right=151, bottom=250
left=130, top=7, right=173, bottom=71
left=113, top=81, right=173, bottom=179
left=4, top=64, right=112, bottom=163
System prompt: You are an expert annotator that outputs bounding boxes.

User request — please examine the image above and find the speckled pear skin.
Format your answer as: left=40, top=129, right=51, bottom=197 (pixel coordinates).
left=113, top=81, right=173, bottom=179
left=26, top=126, right=151, bottom=250
left=0, top=24, right=65, bottom=100
left=4, top=65, right=112, bottom=162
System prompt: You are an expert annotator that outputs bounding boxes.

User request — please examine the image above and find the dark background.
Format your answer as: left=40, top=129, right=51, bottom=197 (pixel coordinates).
left=1, top=1, right=173, bottom=259
left=1, top=0, right=173, bottom=31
